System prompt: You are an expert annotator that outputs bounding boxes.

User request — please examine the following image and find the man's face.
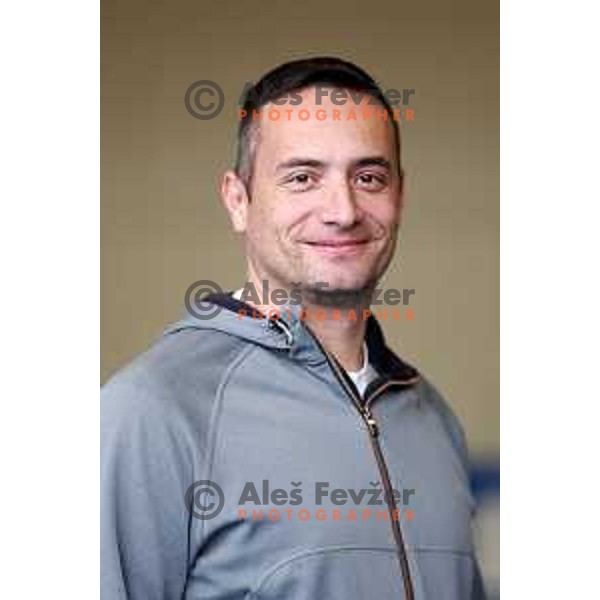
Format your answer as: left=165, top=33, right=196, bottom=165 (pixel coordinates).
left=229, top=86, right=403, bottom=299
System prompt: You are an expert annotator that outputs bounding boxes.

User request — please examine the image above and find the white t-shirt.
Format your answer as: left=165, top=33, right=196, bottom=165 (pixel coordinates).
left=232, top=288, right=378, bottom=396
left=347, top=342, right=379, bottom=397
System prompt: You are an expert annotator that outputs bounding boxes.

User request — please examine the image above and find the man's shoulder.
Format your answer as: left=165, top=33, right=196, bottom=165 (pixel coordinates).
left=101, top=326, right=252, bottom=431
left=415, top=376, right=470, bottom=466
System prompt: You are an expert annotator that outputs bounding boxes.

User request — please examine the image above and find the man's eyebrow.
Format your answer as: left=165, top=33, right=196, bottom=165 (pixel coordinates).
left=275, top=158, right=328, bottom=172
left=353, top=157, right=392, bottom=170
left=274, top=157, right=393, bottom=173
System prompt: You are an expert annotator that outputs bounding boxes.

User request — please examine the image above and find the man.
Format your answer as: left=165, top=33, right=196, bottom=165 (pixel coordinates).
left=101, top=57, right=486, bottom=599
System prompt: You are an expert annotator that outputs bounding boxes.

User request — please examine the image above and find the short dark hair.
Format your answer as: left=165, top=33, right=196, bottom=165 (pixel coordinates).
left=235, top=56, right=401, bottom=189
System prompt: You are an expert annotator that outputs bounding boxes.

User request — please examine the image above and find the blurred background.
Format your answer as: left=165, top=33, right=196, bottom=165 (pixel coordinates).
left=102, top=0, right=499, bottom=595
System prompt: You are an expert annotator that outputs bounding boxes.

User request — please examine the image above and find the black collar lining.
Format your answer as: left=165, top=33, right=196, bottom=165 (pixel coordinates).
left=203, top=292, right=420, bottom=386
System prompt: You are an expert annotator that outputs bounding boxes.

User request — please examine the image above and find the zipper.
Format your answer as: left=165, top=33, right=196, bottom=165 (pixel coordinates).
left=304, top=329, right=416, bottom=600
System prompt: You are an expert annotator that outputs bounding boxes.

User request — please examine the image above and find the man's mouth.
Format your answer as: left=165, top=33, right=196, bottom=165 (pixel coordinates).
left=302, top=239, right=373, bottom=255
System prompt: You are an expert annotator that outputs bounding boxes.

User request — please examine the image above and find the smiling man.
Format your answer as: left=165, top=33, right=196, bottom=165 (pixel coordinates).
left=222, top=79, right=402, bottom=372
left=101, top=57, right=486, bottom=599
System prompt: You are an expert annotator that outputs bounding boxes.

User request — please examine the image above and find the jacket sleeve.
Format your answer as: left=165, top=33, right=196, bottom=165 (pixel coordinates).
left=101, top=373, right=201, bottom=599
left=421, top=379, right=489, bottom=600
left=472, top=561, right=488, bottom=599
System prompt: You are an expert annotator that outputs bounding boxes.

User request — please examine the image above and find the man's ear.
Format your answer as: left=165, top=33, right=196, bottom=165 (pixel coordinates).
left=220, top=170, right=250, bottom=233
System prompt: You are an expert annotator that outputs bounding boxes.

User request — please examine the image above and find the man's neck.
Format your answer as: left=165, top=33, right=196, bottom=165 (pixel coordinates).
left=238, top=272, right=368, bottom=372
left=302, top=305, right=367, bottom=371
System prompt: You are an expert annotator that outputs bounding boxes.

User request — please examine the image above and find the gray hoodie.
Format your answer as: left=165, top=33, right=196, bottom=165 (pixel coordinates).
left=101, top=294, right=486, bottom=599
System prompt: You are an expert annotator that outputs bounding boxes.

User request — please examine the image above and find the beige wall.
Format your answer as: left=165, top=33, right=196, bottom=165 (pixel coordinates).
left=101, top=0, right=498, bottom=456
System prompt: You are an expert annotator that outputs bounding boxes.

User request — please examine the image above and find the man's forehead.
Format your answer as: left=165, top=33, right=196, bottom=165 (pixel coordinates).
left=256, top=88, right=397, bottom=158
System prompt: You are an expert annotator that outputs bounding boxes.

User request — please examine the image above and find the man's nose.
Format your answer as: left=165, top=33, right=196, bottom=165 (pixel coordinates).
left=321, top=181, right=359, bottom=228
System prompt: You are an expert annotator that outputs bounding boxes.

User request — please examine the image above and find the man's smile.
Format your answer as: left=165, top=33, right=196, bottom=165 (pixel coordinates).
left=300, top=238, right=377, bottom=256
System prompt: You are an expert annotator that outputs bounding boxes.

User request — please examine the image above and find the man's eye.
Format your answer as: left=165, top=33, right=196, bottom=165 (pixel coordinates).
left=292, top=174, right=311, bottom=184
left=355, top=172, right=388, bottom=191
left=282, top=172, right=318, bottom=191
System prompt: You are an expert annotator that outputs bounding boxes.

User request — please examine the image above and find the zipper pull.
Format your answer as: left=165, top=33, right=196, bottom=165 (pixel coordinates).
left=364, top=409, right=379, bottom=437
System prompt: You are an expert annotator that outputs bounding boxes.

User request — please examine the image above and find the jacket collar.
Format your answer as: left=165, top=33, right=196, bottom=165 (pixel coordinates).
left=164, top=292, right=419, bottom=386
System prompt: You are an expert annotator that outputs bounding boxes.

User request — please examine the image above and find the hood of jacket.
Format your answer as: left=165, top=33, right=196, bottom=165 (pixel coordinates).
left=164, top=291, right=420, bottom=388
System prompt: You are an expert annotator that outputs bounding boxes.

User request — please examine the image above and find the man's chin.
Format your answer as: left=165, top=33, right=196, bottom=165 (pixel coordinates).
left=301, top=279, right=375, bottom=308
left=304, top=270, right=376, bottom=291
